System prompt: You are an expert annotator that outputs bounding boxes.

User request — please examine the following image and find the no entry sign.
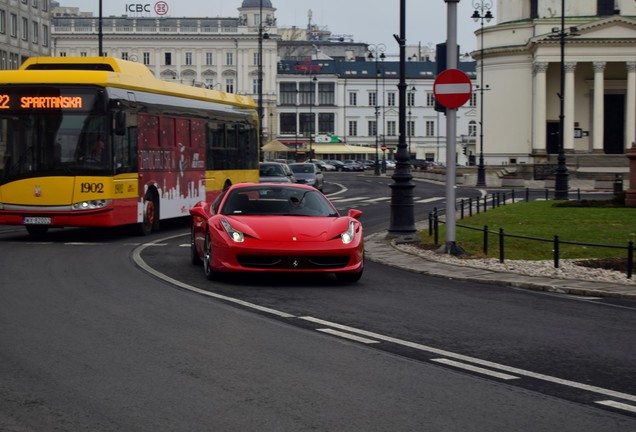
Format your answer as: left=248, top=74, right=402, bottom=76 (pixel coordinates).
left=433, top=69, right=472, bottom=109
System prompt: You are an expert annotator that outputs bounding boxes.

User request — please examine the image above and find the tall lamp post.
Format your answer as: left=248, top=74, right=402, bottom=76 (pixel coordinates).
left=551, top=0, right=578, bottom=200
left=407, top=85, right=416, bottom=158
left=471, top=0, right=493, bottom=187
left=257, top=0, right=271, bottom=161
left=368, top=43, right=386, bottom=176
left=308, top=75, right=317, bottom=160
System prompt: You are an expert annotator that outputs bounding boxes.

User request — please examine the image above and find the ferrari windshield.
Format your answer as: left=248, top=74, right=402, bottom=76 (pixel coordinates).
left=222, top=186, right=338, bottom=217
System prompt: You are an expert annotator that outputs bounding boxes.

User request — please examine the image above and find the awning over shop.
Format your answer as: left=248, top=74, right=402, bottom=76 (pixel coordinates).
left=262, top=140, right=291, bottom=152
left=312, top=144, right=374, bottom=155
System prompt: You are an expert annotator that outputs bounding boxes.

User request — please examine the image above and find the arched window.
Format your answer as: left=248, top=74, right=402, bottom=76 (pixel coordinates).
left=468, top=120, right=477, bottom=137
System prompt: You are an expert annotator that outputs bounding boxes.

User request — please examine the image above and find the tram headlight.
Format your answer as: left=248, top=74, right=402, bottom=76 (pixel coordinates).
left=71, top=199, right=111, bottom=210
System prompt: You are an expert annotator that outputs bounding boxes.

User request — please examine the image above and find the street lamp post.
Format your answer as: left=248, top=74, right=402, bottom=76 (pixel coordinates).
left=408, top=85, right=416, bottom=158
left=472, top=0, right=493, bottom=187
left=308, top=75, right=317, bottom=161
left=368, top=44, right=386, bottom=176
left=551, top=0, right=578, bottom=200
left=257, top=0, right=272, bottom=161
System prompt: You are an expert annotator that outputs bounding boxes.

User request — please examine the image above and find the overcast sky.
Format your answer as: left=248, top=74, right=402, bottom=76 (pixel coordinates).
left=57, top=0, right=497, bottom=54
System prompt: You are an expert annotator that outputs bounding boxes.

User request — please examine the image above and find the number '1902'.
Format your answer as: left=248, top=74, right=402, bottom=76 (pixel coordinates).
left=81, top=182, right=104, bottom=193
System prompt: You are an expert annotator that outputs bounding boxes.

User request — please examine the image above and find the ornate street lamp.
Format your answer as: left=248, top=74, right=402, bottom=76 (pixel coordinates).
left=257, top=0, right=271, bottom=161
left=550, top=0, right=578, bottom=200
left=308, top=75, right=317, bottom=160
left=472, top=0, right=493, bottom=187
left=367, top=44, right=386, bottom=176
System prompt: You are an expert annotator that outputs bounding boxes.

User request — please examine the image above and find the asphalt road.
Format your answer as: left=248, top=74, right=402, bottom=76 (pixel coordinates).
left=1, top=172, right=635, bottom=431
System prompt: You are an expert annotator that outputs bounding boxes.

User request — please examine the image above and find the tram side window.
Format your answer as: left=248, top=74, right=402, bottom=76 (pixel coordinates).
left=207, top=122, right=227, bottom=170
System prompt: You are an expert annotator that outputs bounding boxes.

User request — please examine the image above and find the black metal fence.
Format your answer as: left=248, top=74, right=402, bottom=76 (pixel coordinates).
left=427, top=188, right=634, bottom=279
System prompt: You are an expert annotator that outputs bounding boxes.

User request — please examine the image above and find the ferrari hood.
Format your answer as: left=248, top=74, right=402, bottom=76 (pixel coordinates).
left=224, top=215, right=352, bottom=242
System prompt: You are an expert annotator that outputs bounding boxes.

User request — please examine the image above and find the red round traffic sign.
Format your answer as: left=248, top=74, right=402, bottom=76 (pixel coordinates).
left=381, top=144, right=387, bottom=152
left=433, top=69, right=472, bottom=109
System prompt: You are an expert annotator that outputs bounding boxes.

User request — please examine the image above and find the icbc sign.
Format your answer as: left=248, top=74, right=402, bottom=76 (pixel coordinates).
left=125, top=1, right=169, bottom=15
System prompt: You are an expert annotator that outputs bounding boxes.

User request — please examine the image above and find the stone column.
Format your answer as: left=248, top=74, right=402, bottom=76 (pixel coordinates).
left=625, top=143, right=636, bottom=207
left=532, top=62, right=549, bottom=154
left=626, top=62, right=636, bottom=151
left=564, top=62, right=577, bottom=151
left=592, top=62, right=606, bottom=153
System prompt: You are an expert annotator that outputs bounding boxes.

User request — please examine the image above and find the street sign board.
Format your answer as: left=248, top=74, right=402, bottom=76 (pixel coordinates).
left=433, top=69, right=472, bottom=109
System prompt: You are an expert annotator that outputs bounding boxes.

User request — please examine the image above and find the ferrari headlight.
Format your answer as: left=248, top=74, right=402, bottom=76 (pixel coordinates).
left=340, top=221, right=356, bottom=244
left=221, top=219, right=244, bottom=243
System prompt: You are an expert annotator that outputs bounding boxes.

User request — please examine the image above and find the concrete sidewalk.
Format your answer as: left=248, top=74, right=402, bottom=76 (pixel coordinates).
left=365, top=232, right=636, bottom=300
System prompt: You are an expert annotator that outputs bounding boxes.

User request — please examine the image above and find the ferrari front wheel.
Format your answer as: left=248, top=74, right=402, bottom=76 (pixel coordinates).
left=203, top=231, right=216, bottom=280
left=190, top=225, right=202, bottom=266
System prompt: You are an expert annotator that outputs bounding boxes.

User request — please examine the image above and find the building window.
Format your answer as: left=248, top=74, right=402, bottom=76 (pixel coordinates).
left=369, top=92, right=376, bottom=107
left=387, top=92, right=396, bottom=106
left=318, top=82, right=334, bottom=106
left=252, top=78, right=260, bottom=95
left=164, top=52, right=172, bottom=65
left=349, top=92, right=357, bottom=106
left=299, top=81, right=315, bottom=106
left=143, top=52, right=150, bottom=65
left=253, top=51, right=260, bottom=66
left=9, top=13, right=16, bottom=38
left=426, top=92, right=435, bottom=107
left=349, top=120, right=358, bottom=137
left=21, top=17, right=28, bottom=40
left=300, top=113, right=314, bottom=138
left=42, top=24, right=48, bottom=46
left=42, top=0, right=48, bottom=11
left=597, top=0, right=616, bottom=15
left=387, top=121, right=396, bottom=136
left=407, top=120, right=415, bottom=137
left=407, top=91, right=415, bottom=107
left=226, top=52, right=233, bottom=66
left=185, top=52, right=192, bottom=65
left=31, top=21, right=38, bottom=44
left=318, top=113, right=335, bottom=135
left=280, top=113, right=296, bottom=135
left=279, top=82, right=296, bottom=105
left=31, top=0, right=37, bottom=7
left=426, top=121, right=435, bottom=137
left=121, top=52, right=129, bottom=60
left=368, top=120, right=377, bottom=136
left=0, top=10, right=6, bottom=35
left=205, top=52, right=213, bottom=65
left=225, top=78, right=234, bottom=93
left=59, top=51, right=66, bottom=57
left=80, top=51, right=87, bottom=57
left=470, top=92, right=477, bottom=107
left=468, top=120, right=477, bottom=137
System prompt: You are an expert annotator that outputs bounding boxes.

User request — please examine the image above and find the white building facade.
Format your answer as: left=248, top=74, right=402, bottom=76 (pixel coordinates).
left=479, top=0, right=636, bottom=174
left=0, top=0, right=51, bottom=69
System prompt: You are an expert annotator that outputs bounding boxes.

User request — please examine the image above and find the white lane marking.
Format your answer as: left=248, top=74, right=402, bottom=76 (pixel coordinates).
left=431, top=358, right=519, bottom=380
left=596, top=400, right=636, bottom=413
left=329, top=197, right=370, bottom=202
left=135, top=238, right=636, bottom=403
left=317, top=328, right=379, bottom=344
left=132, top=234, right=295, bottom=319
left=65, top=242, right=100, bottom=245
left=415, top=197, right=444, bottom=203
left=366, top=197, right=392, bottom=202
left=300, top=316, right=636, bottom=403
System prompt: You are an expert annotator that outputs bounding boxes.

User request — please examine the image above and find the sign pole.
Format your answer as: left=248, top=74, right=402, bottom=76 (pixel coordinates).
left=443, top=0, right=463, bottom=255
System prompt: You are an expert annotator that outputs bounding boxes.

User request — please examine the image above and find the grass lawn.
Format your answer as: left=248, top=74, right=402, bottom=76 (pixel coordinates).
left=420, top=200, right=636, bottom=260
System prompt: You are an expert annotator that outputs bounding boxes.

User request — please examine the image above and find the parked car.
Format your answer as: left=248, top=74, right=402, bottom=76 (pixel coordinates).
left=288, top=162, right=324, bottom=191
left=189, top=183, right=364, bottom=282
left=361, top=159, right=377, bottom=170
left=342, top=160, right=364, bottom=172
left=325, top=160, right=345, bottom=171
left=259, top=162, right=296, bottom=183
left=314, top=160, right=336, bottom=171
left=410, top=159, right=431, bottom=170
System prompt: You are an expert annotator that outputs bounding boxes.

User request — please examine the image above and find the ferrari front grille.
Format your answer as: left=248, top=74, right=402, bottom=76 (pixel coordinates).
left=237, top=255, right=350, bottom=269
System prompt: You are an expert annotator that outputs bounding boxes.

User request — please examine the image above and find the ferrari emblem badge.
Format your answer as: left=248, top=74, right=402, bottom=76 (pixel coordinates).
left=292, top=260, right=299, bottom=268
left=34, top=185, right=42, bottom=197
left=292, top=236, right=297, bottom=241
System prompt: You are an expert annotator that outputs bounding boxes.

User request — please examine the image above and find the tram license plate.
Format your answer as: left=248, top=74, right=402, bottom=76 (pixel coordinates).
left=23, top=217, right=51, bottom=225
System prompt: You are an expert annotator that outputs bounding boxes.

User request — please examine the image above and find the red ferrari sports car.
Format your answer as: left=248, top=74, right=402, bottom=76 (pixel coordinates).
left=189, top=183, right=364, bottom=282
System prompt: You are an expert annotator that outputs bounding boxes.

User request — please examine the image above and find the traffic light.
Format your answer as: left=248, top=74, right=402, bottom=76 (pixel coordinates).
left=435, top=42, right=461, bottom=114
